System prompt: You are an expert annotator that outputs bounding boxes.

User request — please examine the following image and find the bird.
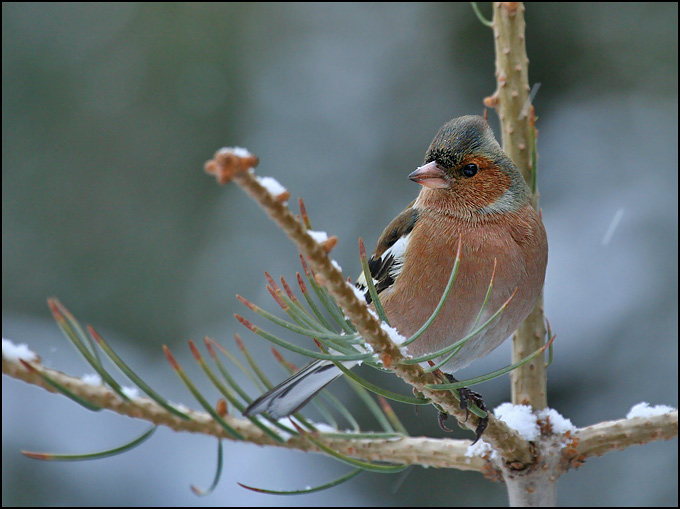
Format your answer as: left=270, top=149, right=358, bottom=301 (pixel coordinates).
left=243, top=115, right=548, bottom=435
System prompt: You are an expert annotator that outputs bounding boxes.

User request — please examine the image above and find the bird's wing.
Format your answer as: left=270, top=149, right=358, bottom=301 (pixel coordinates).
left=356, top=203, right=419, bottom=304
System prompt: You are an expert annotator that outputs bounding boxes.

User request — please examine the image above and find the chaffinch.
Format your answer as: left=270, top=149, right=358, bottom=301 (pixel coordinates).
left=244, top=115, right=548, bottom=429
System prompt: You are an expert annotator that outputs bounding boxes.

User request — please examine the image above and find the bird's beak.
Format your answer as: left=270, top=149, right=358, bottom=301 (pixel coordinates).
left=408, top=161, right=450, bottom=189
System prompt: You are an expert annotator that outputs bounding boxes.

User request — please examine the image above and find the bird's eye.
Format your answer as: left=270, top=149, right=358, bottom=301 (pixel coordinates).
left=462, top=163, right=478, bottom=177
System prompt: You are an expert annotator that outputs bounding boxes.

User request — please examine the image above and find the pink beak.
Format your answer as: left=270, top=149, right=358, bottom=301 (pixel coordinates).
left=408, top=161, right=450, bottom=189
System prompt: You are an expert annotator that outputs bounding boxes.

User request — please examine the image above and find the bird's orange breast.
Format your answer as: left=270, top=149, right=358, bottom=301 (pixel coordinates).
left=380, top=203, right=547, bottom=371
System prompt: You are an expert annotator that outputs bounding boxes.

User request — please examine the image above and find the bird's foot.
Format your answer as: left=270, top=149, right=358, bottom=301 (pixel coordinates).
left=443, top=374, right=489, bottom=444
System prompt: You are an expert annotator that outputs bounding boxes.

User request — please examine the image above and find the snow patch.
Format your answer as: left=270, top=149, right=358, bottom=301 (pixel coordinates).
left=255, top=175, right=288, bottom=199
left=626, top=402, right=676, bottom=419
left=2, top=338, right=38, bottom=362
left=81, top=373, right=103, bottom=385
left=307, top=230, right=329, bottom=243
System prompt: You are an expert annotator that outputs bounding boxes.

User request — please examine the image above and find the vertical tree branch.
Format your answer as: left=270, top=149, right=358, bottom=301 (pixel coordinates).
left=486, top=1, right=548, bottom=412
left=485, top=3, right=554, bottom=505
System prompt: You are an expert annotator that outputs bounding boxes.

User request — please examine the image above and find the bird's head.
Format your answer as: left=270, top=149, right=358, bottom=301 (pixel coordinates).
left=409, top=115, right=529, bottom=216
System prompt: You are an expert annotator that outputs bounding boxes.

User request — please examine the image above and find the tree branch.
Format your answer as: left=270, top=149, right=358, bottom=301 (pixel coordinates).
left=575, top=411, right=679, bottom=460
left=3, top=354, right=484, bottom=470
left=485, top=1, right=548, bottom=412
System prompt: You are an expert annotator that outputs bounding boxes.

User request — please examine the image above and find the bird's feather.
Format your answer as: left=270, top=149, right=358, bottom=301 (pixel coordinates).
left=356, top=206, right=419, bottom=303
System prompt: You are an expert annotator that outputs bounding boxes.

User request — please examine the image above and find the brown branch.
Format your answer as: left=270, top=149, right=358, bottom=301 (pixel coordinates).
left=2, top=354, right=484, bottom=471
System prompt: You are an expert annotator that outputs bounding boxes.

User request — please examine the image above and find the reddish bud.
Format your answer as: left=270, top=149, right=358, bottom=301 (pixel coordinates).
left=163, top=345, right=180, bottom=370
left=280, top=276, right=298, bottom=302
left=234, top=314, right=258, bottom=333
left=296, top=272, right=308, bottom=294
left=236, top=294, right=258, bottom=312
left=216, top=399, right=228, bottom=417
left=188, top=339, right=202, bottom=361
left=320, top=236, right=338, bottom=253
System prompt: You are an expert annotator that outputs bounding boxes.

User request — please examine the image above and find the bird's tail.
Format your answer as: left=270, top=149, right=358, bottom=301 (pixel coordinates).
left=243, top=359, right=356, bottom=419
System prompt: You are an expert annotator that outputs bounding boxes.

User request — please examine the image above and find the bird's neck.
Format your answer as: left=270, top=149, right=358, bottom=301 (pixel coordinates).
left=413, top=187, right=527, bottom=222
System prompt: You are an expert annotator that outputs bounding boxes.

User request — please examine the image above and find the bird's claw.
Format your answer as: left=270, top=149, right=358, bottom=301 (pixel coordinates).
left=438, top=411, right=454, bottom=432
left=471, top=414, right=489, bottom=445
left=443, top=374, right=490, bottom=444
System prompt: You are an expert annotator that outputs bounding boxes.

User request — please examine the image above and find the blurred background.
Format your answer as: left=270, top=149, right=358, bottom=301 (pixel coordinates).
left=3, top=2, right=677, bottom=506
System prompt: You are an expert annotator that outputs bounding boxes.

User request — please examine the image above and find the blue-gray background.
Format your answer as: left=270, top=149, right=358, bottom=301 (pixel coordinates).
left=2, top=3, right=677, bottom=506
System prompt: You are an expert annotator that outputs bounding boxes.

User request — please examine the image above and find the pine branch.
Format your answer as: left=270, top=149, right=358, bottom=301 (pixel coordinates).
left=2, top=353, right=484, bottom=471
